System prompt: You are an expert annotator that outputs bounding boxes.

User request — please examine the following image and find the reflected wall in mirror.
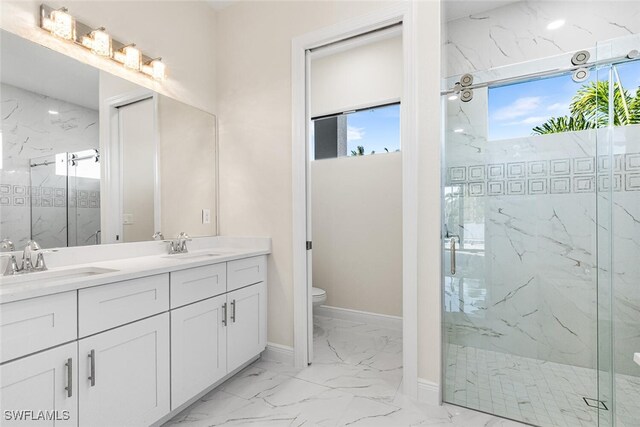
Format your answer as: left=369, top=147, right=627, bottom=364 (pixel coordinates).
left=0, top=30, right=218, bottom=250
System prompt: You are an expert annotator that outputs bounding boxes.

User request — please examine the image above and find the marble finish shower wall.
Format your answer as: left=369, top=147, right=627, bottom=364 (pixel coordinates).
left=444, top=83, right=640, bottom=374
left=444, top=0, right=640, bottom=78
left=0, top=83, right=99, bottom=249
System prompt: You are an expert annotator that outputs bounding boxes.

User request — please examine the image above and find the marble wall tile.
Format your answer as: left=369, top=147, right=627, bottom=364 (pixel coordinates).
left=0, top=83, right=99, bottom=248
left=444, top=1, right=640, bottom=78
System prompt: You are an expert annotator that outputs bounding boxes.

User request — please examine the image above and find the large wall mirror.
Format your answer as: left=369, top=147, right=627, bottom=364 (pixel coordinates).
left=0, top=30, right=217, bottom=249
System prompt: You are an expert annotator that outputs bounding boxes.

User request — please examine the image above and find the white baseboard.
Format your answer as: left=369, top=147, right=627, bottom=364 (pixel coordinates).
left=314, top=305, right=402, bottom=331
left=262, top=342, right=295, bottom=365
left=417, top=378, right=440, bottom=405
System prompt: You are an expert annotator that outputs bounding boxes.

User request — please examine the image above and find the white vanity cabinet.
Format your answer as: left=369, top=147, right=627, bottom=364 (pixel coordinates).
left=0, top=342, right=78, bottom=426
left=227, top=281, right=267, bottom=372
left=0, top=253, right=268, bottom=427
left=78, top=313, right=170, bottom=427
left=170, top=295, right=227, bottom=409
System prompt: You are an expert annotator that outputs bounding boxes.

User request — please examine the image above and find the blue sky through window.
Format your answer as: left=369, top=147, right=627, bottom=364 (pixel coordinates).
left=488, top=60, right=640, bottom=140
left=346, top=103, right=400, bottom=155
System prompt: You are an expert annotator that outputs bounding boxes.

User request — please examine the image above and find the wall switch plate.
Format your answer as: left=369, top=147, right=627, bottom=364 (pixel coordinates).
left=123, top=213, right=134, bottom=225
left=202, top=209, right=211, bottom=225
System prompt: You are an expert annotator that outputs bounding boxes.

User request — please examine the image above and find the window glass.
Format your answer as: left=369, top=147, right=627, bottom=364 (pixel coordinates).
left=346, top=103, right=400, bottom=156
left=312, top=103, right=400, bottom=160
left=488, top=60, right=640, bottom=140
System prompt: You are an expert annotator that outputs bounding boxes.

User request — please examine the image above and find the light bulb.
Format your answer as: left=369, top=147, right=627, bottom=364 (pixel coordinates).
left=50, top=9, right=75, bottom=40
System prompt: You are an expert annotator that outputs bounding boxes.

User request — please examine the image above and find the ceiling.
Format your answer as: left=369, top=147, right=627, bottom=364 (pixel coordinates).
left=205, top=0, right=522, bottom=22
left=443, top=0, right=522, bottom=21
left=1, top=30, right=99, bottom=110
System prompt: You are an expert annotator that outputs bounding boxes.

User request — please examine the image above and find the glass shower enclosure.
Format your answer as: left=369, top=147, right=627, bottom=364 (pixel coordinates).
left=441, top=33, right=640, bottom=427
left=29, top=149, right=101, bottom=248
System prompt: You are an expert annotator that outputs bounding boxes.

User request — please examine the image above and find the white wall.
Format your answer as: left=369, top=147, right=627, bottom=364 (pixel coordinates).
left=0, top=1, right=217, bottom=113
left=310, top=34, right=402, bottom=117
left=158, top=96, right=217, bottom=238
left=311, top=153, right=402, bottom=317
left=215, top=0, right=443, bottom=386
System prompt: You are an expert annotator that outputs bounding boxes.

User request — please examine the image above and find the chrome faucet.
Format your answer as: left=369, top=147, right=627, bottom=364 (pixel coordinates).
left=168, top=232, right=191, bottom=254
left=0, top=239, right=19, bottom=276
left=22, top=240, right=40, bottom=271
left=0, top=240, right=53, bottom=276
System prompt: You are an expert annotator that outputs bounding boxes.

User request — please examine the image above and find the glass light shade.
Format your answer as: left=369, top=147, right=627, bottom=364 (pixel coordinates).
left=151, top=60, right=166, bottom=80
left=90, top=29, right=112, bottom=57
left=81, top=35, right=93, bottom=49
left=50, top=9, right=75, bottom=40
left=123, top=45, right=141, bottom=70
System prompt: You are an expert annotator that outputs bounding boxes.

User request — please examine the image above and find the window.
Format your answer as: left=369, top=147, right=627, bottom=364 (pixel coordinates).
left=312, top=103, right=400, bottom=160
left=488, top=59, right=640, bottom=140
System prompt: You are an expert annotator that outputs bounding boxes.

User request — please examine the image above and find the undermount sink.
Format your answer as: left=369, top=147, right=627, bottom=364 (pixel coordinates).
left=0, top=267, right=118, bottom=286
left=162, top=251, right=224, bottom=260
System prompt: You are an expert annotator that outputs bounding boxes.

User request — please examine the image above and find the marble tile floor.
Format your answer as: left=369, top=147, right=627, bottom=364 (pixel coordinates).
left=164, top=315, right=525, bottom=426
left=444, top=344, right=640, bottom=427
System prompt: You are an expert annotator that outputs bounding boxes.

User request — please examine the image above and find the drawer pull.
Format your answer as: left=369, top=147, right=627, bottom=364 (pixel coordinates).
left=88, top=349, right=96, bottom=386
left=231, top=299, right=236, bottom=323
left=222, top=303, right=227, bottom=326
left=65, top=358, right=73, bottom=397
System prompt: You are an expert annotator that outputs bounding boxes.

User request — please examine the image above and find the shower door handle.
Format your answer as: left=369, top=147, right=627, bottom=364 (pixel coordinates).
left=450, top=237, right=456, bottom=275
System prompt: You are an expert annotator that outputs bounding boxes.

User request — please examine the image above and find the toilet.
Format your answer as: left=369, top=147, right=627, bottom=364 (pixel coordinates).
left=312, top=287, right=327, bottom=307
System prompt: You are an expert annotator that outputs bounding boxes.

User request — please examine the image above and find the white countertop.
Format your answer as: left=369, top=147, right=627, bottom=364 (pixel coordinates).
left=0, top=246, right=270, bottom=304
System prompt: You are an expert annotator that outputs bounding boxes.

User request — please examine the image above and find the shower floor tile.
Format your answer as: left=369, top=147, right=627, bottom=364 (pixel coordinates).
left=444, top=344, right=639, bottom=427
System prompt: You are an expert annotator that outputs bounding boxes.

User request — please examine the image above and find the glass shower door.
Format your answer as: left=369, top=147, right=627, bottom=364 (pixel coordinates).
left=596, top=33, right=640, bottom=427
left=442, top=64, right=601, bottom=425
left=29, top=153, right=68, bottom=248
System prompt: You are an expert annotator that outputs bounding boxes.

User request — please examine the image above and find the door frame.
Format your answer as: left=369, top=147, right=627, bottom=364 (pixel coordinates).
left=291, top=3, right=419, bottom=397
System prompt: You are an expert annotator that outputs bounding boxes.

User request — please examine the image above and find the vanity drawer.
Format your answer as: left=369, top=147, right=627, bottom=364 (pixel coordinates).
left=227, top=255, right=266, bottom=291
left=0, top=291, right=77, bottom=363
left=79, top=274, right=169, bottom=337
left=170, top=263, right=227, bottom=308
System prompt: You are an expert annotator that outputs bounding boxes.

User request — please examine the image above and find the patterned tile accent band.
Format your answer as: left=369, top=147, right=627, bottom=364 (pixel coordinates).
left=0, top=185, right=100, bottom=208
left=447, top=154, right=640, bottom=196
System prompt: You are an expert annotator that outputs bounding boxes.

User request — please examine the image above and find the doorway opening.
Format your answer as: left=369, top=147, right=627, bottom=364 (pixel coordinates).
left=292, top=4, right=419, bottom=398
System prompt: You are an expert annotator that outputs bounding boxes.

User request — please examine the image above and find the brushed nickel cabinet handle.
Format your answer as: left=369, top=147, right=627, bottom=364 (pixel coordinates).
left=222, top=302, right=227, bottom=326
left=231, top=299, right=236, bottom=323
left=88, top=350, right=95, bottom=386
left=65, top=358, right=73, bottom=397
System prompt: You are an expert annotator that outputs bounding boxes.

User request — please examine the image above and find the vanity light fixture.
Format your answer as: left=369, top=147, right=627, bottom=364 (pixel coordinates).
left=42, top=7, right=75, bottom=40
left=114, top=44, right=142, bottom=70
left=39, top=4, right=166, bottom=81
left=81, top=27, right=112, bottom=57
left=48, top=110, right=59, bottom=115
left=142, top=58, right=166, bottom=81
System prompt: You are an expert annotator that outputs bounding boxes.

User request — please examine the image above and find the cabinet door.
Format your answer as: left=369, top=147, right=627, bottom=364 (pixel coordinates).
left=0, top=342, right=77, bottom=426
left=171, top=294, right=227, bottom=409
left=79, top=313, right=170, bottom=427
left=227, top=281, right=267, bottom=372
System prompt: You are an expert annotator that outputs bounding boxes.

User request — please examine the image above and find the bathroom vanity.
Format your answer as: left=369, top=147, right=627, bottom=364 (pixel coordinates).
left=0, top=239, right=269, bottom=426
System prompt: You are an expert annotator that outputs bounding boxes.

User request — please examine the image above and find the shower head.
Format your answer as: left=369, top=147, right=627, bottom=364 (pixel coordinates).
left=627, top=49, right=639, bottom=59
